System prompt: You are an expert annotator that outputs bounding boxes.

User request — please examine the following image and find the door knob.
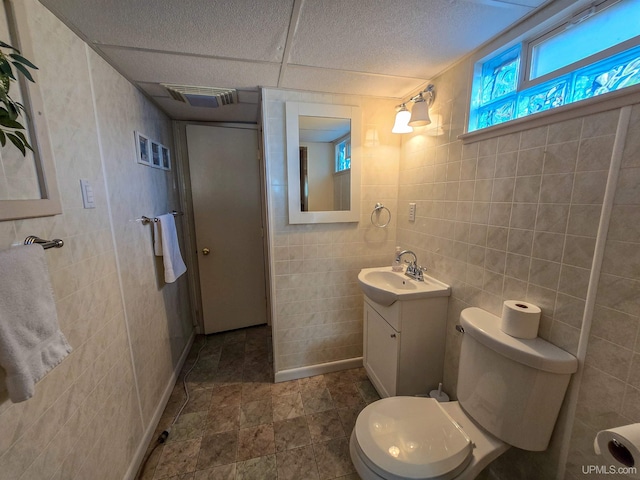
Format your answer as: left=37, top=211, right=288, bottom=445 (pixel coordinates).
left=202, top=248, right=210, bottom=256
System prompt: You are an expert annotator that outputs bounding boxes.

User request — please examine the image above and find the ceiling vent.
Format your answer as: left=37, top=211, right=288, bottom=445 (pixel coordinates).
left=162, top=84, right=238, bottom=108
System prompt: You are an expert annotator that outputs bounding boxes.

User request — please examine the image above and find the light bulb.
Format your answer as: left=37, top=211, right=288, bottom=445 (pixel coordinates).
left=392, top=106, right=413, bottom=134
left=408, top=97, right=431, bottom=127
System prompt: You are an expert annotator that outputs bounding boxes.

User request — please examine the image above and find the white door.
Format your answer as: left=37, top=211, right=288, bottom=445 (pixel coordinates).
left=186, top=124, right=267, bottom=334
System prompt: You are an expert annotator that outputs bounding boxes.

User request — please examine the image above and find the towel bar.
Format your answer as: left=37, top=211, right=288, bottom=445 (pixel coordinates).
left=24, top=236, right=64, bottom=250
left=140, top=210, right=183, bottom=225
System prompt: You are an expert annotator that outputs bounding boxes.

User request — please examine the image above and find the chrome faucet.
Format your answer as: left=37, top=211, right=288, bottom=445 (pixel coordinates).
left=395, top=250, right=427, bottom=281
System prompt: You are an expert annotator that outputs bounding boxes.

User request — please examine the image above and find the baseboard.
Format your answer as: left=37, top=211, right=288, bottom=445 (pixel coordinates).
left=124, top=330, right=195, bottom=480
left=274, top=357, right=363, bottom=383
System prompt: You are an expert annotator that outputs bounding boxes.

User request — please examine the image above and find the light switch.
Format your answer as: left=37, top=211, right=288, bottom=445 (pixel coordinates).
left=80, top=179, right=95, bottom=209
left=409, top=202, right=416, bottom=222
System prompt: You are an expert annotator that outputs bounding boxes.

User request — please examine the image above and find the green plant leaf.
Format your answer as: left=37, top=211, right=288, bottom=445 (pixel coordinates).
left=6, top=102, right=19, bottom=120
left=14, top=102, right=27, bottom=117
left=0, top=60, right=15, bottom=80
left=0, top=41, right=16, bottom=50
left=12, top=62, right=34, bottom=82
left=6, top=132, right=26, bottom=156
left=0, top=59, right=13, bottom=77
left=0, top=95, right=20, bottom=116
left=9, top=53, right=37, bottom=70
left=13, top=130, right=32, bottom=151
left=0, top=117, right=23, bottom=129
left=0, top=43, right=36, bottom=156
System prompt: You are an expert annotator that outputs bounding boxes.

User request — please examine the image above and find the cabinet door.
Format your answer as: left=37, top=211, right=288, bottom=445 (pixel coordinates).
left=364, top=304, right=399, bottom=397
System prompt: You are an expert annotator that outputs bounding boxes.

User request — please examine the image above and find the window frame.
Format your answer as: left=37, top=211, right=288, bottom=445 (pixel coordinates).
left=521, top=0, right=640, bottom=91
left=0, top=0, right=61, bottom=221
left=334, top=134, right=351, bottom=173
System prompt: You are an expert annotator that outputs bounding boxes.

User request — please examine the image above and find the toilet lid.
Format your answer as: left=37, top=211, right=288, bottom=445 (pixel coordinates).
left=355, top=397, right=473, bottom=480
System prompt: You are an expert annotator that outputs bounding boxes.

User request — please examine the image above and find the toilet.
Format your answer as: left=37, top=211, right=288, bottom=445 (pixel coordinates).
left=350, top=307, right=578, bottom=480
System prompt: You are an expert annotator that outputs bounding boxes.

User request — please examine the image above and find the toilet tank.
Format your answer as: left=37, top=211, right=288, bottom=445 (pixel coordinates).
left=456, top=308, right=577, bottom=451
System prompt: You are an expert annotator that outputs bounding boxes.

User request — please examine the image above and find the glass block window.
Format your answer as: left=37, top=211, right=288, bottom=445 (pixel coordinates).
left=481, top=45, right=521, bottom=104
left=516, top=77, right=570, bottom=118
left=477, top=99, right=517, bottom=130
left=335, top=138, right=351, bottom=172
left=469, top=0, right=640, bottom=132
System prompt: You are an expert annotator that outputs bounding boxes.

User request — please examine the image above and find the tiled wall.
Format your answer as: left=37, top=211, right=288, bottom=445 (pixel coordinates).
left=90, top=49, right=192, bottom=427
left=0, top=1, right=192, bottom=478
left=262, top=89, right=401, bottom=373
left=565, top=104, right=640, bottom=479
left=395, top=54, right=640, bottom=479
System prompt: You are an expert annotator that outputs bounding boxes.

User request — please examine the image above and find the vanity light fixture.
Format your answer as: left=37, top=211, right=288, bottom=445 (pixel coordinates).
left=392, top=104, right=413, bottom=134
left=392, top=84, right=436, bottom=133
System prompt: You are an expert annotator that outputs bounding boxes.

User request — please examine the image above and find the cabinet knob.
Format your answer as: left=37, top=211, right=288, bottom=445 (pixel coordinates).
left=390, top=333, right=396, bottom=338
left=202, top=248, right=210, bottom=256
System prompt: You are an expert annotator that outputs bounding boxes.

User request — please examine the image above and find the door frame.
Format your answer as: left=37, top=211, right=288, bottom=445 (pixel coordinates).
left=173, top=120, right=272, bottom=334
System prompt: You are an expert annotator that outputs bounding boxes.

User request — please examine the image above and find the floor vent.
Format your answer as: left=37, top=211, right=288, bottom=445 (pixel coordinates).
left=162, top=84, right=238, bottom=108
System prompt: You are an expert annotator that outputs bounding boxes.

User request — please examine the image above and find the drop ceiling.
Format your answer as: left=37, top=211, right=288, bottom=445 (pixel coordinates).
left=39, top=0, right=548, bottom=123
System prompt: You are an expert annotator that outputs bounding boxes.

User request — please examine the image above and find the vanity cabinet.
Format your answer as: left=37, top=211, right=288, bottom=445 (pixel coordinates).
left=363, top=294, right=449, bottom=398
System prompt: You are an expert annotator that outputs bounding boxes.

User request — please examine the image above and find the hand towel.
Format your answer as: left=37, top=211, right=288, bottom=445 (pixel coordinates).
left=153, top=214, right=187, bottom=283
left=0, top=244, right=72, bottom=403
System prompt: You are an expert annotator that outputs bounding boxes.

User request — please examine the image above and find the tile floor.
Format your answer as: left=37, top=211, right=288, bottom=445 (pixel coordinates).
left=138, top=324, right=378, bottom=479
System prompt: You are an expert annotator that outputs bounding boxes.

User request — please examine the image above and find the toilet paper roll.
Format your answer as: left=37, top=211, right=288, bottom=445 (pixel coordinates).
left=594, top=424, right=640, bottom=479
left=500, top=300, right=541, bottom=339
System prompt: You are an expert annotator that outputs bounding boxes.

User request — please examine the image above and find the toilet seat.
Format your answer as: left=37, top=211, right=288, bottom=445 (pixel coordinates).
left=353, top=397, right=473, bottom=480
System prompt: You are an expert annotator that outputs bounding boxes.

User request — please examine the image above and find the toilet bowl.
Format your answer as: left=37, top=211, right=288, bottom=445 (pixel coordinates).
left=350, top=396, right=509, bottom=480
left=350, top=307, right=578, bottom=480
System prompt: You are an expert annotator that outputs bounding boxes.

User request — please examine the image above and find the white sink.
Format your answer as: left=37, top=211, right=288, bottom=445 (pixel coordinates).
left=357, top=267, right=451, bottom=306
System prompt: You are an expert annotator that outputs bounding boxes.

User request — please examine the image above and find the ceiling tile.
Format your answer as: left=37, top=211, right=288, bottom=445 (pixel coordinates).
left=289, top=0, right=535, bottom=79
left=280, top=65, right=426, bottom=98
left=137, top=82, right=171, bottom=98
left=470, top=0, right=545, bottom=8
left=99, top=46, right=281, bottom=88
left=41, top=0, right=294, bottom=62
left=39, top=0, right=553, bottom=120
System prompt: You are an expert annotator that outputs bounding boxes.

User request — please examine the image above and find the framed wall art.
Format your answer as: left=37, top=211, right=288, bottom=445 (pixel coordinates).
left=135, top=131, right=150, bottom=165
left=134, top=131, right=170, bottom=171
left=161, top=145, right=171, bottom=170
left=151, top=141, right=161, bottom=168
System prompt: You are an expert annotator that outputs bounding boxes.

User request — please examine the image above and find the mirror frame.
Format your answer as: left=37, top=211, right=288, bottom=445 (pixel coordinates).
left=285, top=101, right=361, bottom=224
left=0, top=0, right=61, bottom=221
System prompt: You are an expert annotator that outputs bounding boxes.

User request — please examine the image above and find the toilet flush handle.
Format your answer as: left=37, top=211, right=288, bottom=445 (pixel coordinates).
left=455, top=325, right=464, bottom=333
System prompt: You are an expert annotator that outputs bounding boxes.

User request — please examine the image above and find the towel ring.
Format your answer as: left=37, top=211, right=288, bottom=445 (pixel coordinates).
left=371, top=203, right=391, bottom=228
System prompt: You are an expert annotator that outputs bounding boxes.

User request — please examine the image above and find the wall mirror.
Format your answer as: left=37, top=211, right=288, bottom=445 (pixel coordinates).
left=0, top=0, right=61, bottom=221
left=285, top=102, right=361, bottom=224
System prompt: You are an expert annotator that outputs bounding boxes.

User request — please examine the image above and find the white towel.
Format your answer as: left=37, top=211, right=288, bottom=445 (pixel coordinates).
left=153, top=214, right=187, bottom=283
left=0, top=244, right=72, bottom=403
